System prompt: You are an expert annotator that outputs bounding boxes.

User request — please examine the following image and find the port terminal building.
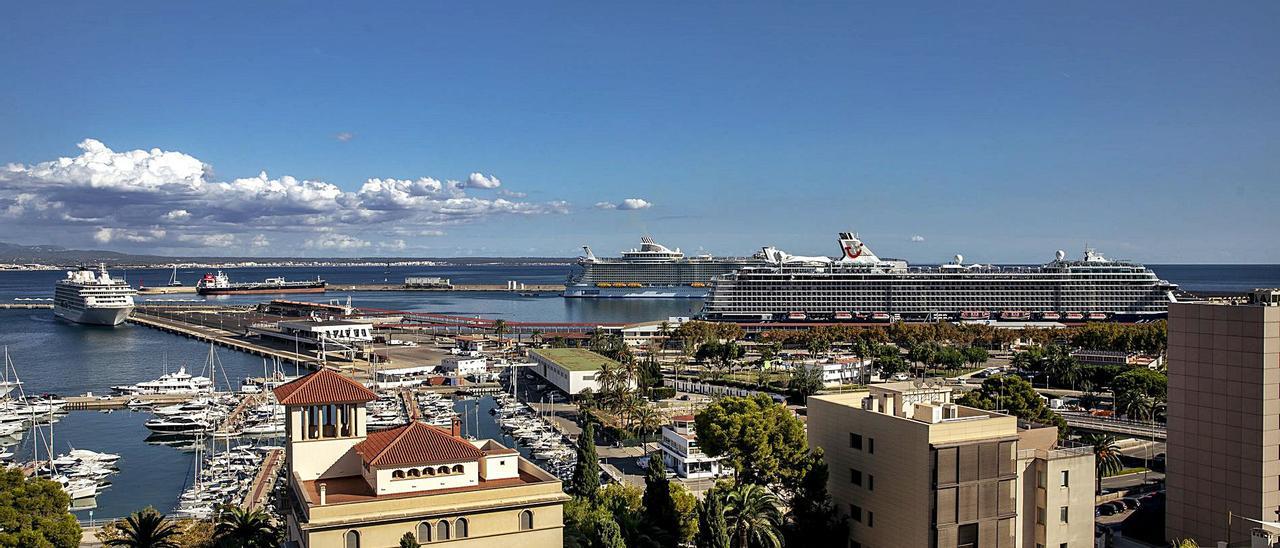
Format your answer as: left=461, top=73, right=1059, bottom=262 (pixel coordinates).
left=527, top=348, right=632, bottom=396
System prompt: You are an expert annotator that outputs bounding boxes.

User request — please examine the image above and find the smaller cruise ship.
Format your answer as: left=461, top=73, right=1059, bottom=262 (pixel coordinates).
left=111, top=366, right=213, bottom=395
left=53, top=265, right=137, bottom=326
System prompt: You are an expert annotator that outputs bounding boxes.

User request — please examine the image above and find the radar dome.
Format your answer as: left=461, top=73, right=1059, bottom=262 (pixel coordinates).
left=1055, top=250, right=1066, bottom=261
left=954, top=254, right=964, bottom=265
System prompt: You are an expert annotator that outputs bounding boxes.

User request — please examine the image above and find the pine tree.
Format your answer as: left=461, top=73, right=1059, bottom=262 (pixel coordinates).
left=571, top=422, right=601, bottom=499
left=642, top=453, right=679, bottom=544
left=786, top=450, right=849, bottom=546
left=696, top=489, right=731, bottom=548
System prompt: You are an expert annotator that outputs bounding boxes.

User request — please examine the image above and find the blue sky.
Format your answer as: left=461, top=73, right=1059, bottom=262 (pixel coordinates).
left=1, top=2, right=1276, bottom=262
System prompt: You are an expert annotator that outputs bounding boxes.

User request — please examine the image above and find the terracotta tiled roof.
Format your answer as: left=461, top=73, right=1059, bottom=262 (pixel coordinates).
left=671, top=414, right=696, bottom=422
left=272, top=368, right=377, bottom=406
left=355, top=421, right=484, bottom=468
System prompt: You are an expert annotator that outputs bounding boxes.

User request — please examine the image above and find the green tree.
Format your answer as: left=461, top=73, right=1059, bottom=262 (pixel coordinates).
left=788, top=363, right=824, bottom=400
left=962, top=346, right=990, bottom=368
left=399, top=532, right=421, bottom=548
left=723, top=482, right=783, bottom=548
left=0, top=468, right=80, bottom=548
left=695, top=394, right=809, bottom=486
left=671, top=483, right=700, bottom=545
left=696, top=489, right=731, bottom=548
left=642, top=453, right=679, bottom=545
left=1113, top=368, right=1167, bottom=417
left=872, top=345, right=907, bottom=377
left=1081, top=433, right=1124, bottom=494
left=785, top=450, right=849, bottom=547
left=571, top=423, right=601, bottom=499
left=213, top=506, right=277, bottom=548
left=956, top=375, right=1068, bottom=433
left=105, top=509, right=181, bottom=548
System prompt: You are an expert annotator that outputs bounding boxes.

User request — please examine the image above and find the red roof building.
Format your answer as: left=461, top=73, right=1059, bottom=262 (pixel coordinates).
left=273, top=367, right=377, bottom=406
left=356, top=421, right=484, bottom=468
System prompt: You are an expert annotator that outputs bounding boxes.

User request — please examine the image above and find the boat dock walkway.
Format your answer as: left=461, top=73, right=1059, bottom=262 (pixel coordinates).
left=216, top=393, right=267, bottom=435
left=63, top=393, right=195, bottom=411
left=241, top=448, right=284, bottom=511
left=0, top=302, right=53, bottom=309
left=127, top=311, right=316, bottom=366
left=401, top=390, right=421, bottom=419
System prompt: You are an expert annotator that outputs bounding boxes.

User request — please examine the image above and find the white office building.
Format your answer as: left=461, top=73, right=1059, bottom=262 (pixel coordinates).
left=659, top=415, right=727, bottom=479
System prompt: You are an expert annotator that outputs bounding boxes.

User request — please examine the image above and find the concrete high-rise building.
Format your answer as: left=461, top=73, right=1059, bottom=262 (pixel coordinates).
left=1166, top=289, right=1280, bottom=545
left=274, top=368, right=569, bottom=548
left=808, top=381, right=1094, bottom=548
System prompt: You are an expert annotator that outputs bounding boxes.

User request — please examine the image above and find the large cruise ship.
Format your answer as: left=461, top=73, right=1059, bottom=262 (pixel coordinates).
left=700, top=232, right=1178, bottom=323
left=564, top=237, right=763, bottom=298
left=53, top=265, right=137, bottom=326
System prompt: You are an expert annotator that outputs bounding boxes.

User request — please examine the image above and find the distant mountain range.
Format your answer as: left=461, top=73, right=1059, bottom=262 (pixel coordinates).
left=0, top=241, right=573, bottom=266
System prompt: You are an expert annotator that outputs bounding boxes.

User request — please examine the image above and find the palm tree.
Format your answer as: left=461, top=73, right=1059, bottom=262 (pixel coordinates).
left=633, top=404, right=666, bottom=452
left=722, top=483, right=783, bottom=548
left=492, top=320, right=508, bottom=354
left=1081, top=433, right=1123, bottom=494
left=106, top=509, right=181, bottom=548
left=214, top=506, right=278, bottom=548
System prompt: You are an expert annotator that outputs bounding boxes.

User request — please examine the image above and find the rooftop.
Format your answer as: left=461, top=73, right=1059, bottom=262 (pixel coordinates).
left=280, top=319, right=371, bottom=328
left=273, top=368, right=377, bottom=406
left=354, top=421, right=484, bottom=468
left=298, top=470, right=546, bottom=506
left=529, top=348, right=619, bottom=372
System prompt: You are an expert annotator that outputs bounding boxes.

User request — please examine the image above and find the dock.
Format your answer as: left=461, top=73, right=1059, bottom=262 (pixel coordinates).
left=333, top=283, right=564, bottom=294
left=63, top=393, right=196, bottom=410
left=127, top=309, right=317, bottom=367
left=0, top=303, right=53, bottom=309
left=241, top=448, right=284, bottom=511
left=217, top=393, right=267, bottom=434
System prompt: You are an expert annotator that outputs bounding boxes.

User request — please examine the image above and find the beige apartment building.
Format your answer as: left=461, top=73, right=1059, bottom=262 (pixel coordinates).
left=274, top=368, right=570, bottom=548
left=808, top=381, right=1094, bottom=548
left=1166, top=289, right=1280, bottom=545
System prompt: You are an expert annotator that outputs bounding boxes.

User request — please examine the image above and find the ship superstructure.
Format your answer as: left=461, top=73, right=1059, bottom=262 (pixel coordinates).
left=53, top=265, right=137, bottom=326
left=564, top=237, right=763, bottom=298
left=700, top=232, right=1177, bottom=322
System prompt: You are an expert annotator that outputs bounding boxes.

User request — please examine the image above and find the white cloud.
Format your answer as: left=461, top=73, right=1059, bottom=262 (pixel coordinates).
left=0, top=139, right=571, bottom=253
left=335, top=132, right=354, bottom=142
left=596, top=198, right=652, bottom=211
left=497, top=189, right=527, bottom=198
left=378, top=239, right=407, bottom=251
left=463, top=172, right=501, bottom=189
left=304, top=234, right=370, bottom=251
left=421, top=230, right=446, bottom=237
left=250, top=234, right=271, bottom=248
left=910, top=235, right=925, bottom=242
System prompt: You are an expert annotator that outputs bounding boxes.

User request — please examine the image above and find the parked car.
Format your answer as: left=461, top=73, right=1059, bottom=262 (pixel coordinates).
left=1096, top=504, right=1119, bottom=517
left=1119, top=497, right=1142, bottom=510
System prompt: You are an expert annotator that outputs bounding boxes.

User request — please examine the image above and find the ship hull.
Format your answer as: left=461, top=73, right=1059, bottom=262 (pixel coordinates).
left=196, top=285, right=325, bottom=296
left=563, top=285, right=709, bottom=298
left=53, top=305, right=133, bottom=326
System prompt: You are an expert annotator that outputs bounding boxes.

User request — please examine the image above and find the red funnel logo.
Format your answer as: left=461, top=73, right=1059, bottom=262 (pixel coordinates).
left=843, top=242, right=862, bottom=260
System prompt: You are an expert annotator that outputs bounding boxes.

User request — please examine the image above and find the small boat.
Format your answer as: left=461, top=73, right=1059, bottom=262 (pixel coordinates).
left=144, top=415, right=210, bottom=434
left=1000, top=311, right=1031, bottom=321
left=834, top=311, right=853, bottom=321
left=1087, top=312, right=1107, bottom=321
left=871, top=312, right=890, bottom=321
left=787, top=312, right=806, bottom=321
left=1041, top=311, right=1061, bottom=321
left=1064, top=312, right=1084, bottom=321
left=960, top=311, right=990, bottom=320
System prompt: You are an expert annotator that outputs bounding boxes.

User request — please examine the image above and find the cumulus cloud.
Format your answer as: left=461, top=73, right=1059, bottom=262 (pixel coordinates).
left=335, top=132, right=354, bottom=142
left=910, top=235, right=925, bottom=242
left=304, top=233, right=370, bottom=251
left=595, top=198, right=652, bottom=211
left=463, top=172, right=501, bottom=189
left=497, top=189, right=527, bottom=198
left=0, top=139, right=571, bottom=254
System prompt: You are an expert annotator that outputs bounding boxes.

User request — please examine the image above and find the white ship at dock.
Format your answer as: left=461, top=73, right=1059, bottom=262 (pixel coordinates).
left=564, top=236, right=763, bottom=298
left=53, top=265, right=136, bottom=326
left=700, top=232, right=1178, bottom=323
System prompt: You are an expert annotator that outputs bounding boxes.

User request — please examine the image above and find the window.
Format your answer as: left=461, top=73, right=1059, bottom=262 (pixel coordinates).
left=1036, top=507, right=1045, bottom=525
left=344, top=531, right=360, bottom=548
left=407, top=468, right=420, bottom=478
left=867, top=510, right=874, bottom=527
left=1060, top=506, right=1069, bottom=523
left=850, top=433, right=863, bottom=450
left=452, top=464, right=464, bottom=474
left=851, top=469, right=862, bottom=486
left=520, top=510, right=535, bottom=531
left=436, top=520, right=450, bottom=540
left=1060, top=544, right=1068, bottom=548
left=868, top=474, right=874, bottom=491
left=417, top=522, right=432, bottom=542
left=1037, top=469, right=1046, bottom=488
left=868, top=438, right=875, bottom=454
left=1060, top=470, right=1069, bottom=487
left=455, top=518, right=469, bottom=538
left=850, top=504, right=863, bottom=523
left=392, top=470, right=405, bottom=479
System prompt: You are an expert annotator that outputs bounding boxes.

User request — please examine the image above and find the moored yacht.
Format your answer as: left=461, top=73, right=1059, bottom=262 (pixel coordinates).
left=112, top=366, right=213, bottom=395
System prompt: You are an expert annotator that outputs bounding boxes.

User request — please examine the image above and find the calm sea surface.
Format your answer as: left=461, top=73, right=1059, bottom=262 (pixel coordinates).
left=0, top=263, right=1276, bottom=519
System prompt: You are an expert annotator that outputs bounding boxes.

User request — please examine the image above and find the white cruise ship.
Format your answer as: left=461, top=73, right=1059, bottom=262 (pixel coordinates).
left=564, top=237, right=763, bottom=298
left=700, top=232, right=1178, bottom=323
left=53, top=265, right=137, bottom=326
